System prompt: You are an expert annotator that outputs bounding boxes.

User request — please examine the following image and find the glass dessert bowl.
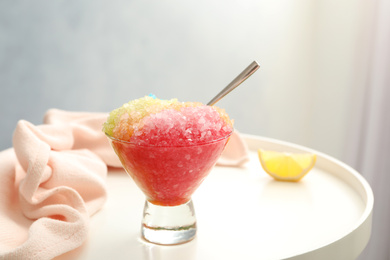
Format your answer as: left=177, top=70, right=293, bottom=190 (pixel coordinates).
left=106, top=131, right=232, bottom=245
left=103, top=95, right=234, bottom=245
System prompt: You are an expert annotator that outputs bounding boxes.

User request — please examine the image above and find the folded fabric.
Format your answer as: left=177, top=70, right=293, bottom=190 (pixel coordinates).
left=218, top=129, right=249, bottom=167
left=0, top=109, right=249, bottom=260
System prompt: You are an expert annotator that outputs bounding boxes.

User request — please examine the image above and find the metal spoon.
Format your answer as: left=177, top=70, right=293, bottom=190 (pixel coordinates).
left=207, top=61, right=260, bottom=106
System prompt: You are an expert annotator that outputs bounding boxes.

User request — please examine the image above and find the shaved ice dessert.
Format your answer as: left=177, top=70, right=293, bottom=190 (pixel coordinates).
left=103, top=95, right=233, bottom=146
left=103, top=95, right=233, bottom=206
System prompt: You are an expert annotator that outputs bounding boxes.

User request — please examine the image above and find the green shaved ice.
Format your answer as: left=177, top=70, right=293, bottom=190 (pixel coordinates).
left=103, top=96, right=179, bottom=139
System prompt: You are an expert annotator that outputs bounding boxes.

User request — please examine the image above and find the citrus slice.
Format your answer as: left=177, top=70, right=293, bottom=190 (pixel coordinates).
left=258, top=149, right=316, bottom=182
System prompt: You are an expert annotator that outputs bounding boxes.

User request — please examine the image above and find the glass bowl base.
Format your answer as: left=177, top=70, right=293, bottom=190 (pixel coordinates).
left=142, top=225, right=196, bottom=245
left=141, top=199, right=197, bottom=245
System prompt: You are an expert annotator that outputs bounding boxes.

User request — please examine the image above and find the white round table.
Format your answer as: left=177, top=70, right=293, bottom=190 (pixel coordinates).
left=56, top=134, right=373, bottom=260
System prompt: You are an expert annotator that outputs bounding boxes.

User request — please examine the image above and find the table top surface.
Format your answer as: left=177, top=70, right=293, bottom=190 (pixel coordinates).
left=56, top=134, right=373, bottom=260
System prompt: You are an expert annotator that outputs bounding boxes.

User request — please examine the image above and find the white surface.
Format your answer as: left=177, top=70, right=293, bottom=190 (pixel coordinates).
left=56, top=134, right=373, bottom=260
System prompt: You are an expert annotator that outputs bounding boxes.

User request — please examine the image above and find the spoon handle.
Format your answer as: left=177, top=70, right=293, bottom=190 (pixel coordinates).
left=207, top=61, right=260, bottom=106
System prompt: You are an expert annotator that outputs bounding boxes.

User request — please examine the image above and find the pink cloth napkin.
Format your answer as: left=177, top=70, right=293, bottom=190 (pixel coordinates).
left=0, top=109, right=249, bottom=260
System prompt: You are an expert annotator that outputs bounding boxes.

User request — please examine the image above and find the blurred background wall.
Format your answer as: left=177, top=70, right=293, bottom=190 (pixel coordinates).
left=0, top=0, right=388, bottom=259
left=0, top=0, right=367, bottom=159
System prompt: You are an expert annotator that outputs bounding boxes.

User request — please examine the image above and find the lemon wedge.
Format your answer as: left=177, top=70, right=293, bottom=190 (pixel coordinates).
left=258, top=149, right=316, bottom=182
